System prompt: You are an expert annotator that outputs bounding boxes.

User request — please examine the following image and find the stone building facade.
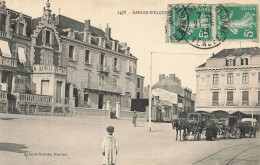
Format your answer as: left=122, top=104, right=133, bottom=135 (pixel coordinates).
left=195, top=47, right=260, bottom=117
left=0, top=0, right=139, bottom=115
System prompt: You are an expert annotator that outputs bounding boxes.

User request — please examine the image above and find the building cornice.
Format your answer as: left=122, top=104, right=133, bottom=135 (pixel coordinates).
left=196, top=65, right=260, bottom=72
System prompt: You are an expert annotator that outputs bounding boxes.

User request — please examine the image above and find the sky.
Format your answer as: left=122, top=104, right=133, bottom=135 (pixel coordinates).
left=6, top=0, right=260, bottom=92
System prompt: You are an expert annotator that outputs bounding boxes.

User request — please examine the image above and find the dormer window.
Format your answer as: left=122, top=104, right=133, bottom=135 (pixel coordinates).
left=18, top=23, right=24, bottom=35
left=241, top=58, right=248, bottom=65
left=226, top=59, right=235, bottom=66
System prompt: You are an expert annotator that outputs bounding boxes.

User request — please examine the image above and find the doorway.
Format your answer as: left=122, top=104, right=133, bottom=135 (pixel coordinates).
left=98, top=94, right=103, bottom=109
left=73, top=88, right=79, bottom=107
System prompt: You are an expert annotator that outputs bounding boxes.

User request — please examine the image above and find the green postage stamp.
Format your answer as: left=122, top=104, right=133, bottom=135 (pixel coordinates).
left=165, top=4, right=259, bottom=49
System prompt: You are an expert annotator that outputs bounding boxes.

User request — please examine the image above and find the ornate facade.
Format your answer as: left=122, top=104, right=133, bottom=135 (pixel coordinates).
left=0, top=0, right=140, bottom=115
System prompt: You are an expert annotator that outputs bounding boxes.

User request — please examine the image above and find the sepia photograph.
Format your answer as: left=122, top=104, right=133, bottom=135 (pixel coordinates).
left=0, top=0, right=260, bottom=164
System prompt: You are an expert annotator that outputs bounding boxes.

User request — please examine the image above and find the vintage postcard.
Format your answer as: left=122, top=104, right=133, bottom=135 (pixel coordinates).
left=0, top=0, right=260, bottom=164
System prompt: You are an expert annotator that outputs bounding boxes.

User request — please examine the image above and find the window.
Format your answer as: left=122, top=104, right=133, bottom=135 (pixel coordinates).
left=137, top=78, right=140, bottom=88
left=99, top=74, right=105, bottom=87
left=45, top=30, right=51, bottom=44
left=227, top=91, right=233, bottom=106
left=213, top=74, right=219, bottom=85
left=113, top=76, right=117, bottom=88
left=242, top=91, right=249, bottom=106
left=258, top=72, right=260, bottom=83
left=0, top=14, right=6, bottom=31
left=212, top=92, right=219, bottom=106
left=227, top=73, right=233, bottom=84
left=41, top=80, right=50, bottom=95
left=137, top=92, right=140, bottom=99
left=113, top=57, right=118, bottom=70
left=69, top=45, right=74, bottom=60
left=226, top=59, right=235, bottom=66
left=84, top=93, right=88, bottom=102
left=241, top=58, right=248, bottom=65
left=100, top=53, right=105, bottom=65
left=18, top=23, right=24, bottom=35
left=242, top=73, right=249, bottom=84
left=84, top=50, right=90, bottom=63
left=258, top=91, right=260, bottom=105
left=166, top=108, right=169, bottom=117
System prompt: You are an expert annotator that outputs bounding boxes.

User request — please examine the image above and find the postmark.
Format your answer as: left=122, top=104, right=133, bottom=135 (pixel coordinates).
left=166, top=3, right=259, bottom=49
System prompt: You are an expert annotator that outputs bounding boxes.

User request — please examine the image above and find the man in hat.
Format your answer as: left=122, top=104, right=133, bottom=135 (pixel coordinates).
left=102, top=126, right=118, bottom=165
left=132, top=110, right=137, bottom=127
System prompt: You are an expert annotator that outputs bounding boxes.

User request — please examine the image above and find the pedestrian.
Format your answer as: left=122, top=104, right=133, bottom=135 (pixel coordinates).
left=102, top=126, right=118, bottom=165
left=132, top=110, right=137, bottom=127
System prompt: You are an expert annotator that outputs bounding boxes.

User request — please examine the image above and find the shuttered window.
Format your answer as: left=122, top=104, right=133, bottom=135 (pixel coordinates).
left=242, top=91, right=249, bottom=106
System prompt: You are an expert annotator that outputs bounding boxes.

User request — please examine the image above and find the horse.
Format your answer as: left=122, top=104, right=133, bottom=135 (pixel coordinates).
left=172, top=118, right=190, bottom=141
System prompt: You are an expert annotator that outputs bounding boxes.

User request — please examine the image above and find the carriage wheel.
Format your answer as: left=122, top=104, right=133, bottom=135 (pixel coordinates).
left=224, top=131, right=230, bottom=139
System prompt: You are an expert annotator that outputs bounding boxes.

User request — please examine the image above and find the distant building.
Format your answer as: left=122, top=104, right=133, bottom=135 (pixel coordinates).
left=144, top=74, right=195, bottom=121
left=136, top=75, right=144, bottom=99
left=195, top=47, right=260, bottom=118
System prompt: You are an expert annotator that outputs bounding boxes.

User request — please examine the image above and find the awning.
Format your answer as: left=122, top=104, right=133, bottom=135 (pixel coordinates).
left=18, top=47, right=26, bottom=63
left=0, top=40, right=12, bottom=58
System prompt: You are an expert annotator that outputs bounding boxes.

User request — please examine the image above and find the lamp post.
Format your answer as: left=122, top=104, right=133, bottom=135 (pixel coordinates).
left=148, top=52, right=153, bottom=132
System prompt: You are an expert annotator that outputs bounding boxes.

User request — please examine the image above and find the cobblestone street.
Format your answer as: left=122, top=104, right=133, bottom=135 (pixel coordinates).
left=0, top=114, right=259, bottom=165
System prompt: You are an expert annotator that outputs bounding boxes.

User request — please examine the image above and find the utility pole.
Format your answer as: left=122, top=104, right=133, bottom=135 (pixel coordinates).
left=148, top=52, right=152, bottom=132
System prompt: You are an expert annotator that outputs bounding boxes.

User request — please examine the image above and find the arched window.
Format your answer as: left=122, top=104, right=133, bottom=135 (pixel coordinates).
left=244, top=58, right=248, bottom=65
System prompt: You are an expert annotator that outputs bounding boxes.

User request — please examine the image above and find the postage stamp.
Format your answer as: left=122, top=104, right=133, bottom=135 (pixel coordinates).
left=219, top=4, right=258, bottom=41
left=165, top=3, right=259, bottom=49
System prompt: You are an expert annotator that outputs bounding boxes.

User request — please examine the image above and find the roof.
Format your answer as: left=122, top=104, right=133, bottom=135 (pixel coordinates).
left=55, top=15, right=106, bottom=37
left=197, top=62, right=206, bottom=68
left=211, top=47, right=260, bottom=59
left=197, top=47, right=260, bottom=68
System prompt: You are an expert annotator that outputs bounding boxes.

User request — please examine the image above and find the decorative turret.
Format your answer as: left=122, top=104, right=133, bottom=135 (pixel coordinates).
left=42, top=0, right=53, bottom=23
left=0, top=0, right=6, bottom=10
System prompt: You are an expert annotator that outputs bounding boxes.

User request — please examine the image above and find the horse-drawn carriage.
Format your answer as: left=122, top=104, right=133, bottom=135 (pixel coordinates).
left=212, top=111, right=241, bottom=139
left=239, top=118, right=257, bottom=138
left=172, top=112, right=211, bottom=141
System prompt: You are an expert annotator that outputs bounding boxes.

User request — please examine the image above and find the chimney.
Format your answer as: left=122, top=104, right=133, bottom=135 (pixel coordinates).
left=178, top=79, right=181, bottom=86
left=83, top=20, right=91, bottom=43
left=169, top=74, right=175, bottom=80
left=84, top=20, right=90, bottom=31
left=174, top=77, right=178, bottom=83
left=159, top=74, right=165, bottom=81
left=105, top=23, right=111, bottom=38
left=126, top=47, right=130, bottom=55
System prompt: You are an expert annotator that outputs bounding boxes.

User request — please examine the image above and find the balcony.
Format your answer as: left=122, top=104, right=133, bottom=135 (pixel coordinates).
left=84, top=82, right=122, bottom=94
left=0, top=31, right=6, bottom=38
left=17, top=93, right=53, bottom=104
left=33, top=65, right=67, bottom=75
left=97, top=64, right=110, bottom=73
left=0, top=56, right=17, bottom=68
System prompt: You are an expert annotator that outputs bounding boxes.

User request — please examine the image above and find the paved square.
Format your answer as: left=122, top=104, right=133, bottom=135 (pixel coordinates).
left=0, top=114, right=259, bottom=165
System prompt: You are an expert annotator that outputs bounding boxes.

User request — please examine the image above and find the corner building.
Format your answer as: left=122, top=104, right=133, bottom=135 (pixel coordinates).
left=196, top=47, right=260, bottom=118
left=0, top=0, right=138, bottom=115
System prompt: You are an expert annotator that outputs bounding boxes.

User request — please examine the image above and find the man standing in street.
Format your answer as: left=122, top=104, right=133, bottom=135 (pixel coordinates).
left=132, top=110, right=137, bottom=127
